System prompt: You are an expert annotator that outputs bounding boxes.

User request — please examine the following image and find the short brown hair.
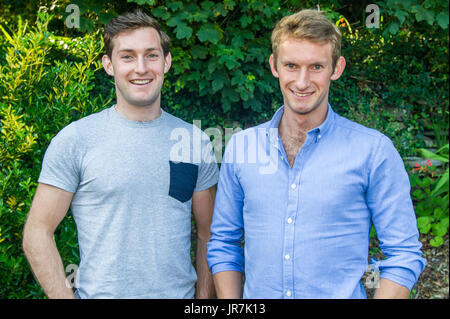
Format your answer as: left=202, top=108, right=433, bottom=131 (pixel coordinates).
left=271, top=9, right=342, bottom=70
left=104, top=9, right=170, bottom=58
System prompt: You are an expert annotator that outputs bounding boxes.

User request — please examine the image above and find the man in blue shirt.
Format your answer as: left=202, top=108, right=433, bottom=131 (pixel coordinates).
left=206, top=9, right=426, bottom=298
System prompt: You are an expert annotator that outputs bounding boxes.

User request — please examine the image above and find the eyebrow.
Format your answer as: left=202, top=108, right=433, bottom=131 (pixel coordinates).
left=117, top=48, right=161, bottom=53
left=281, top=59, right=329, bottom=66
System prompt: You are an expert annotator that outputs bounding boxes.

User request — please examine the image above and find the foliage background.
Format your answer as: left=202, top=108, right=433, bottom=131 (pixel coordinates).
left=0, top=0, right=448, bottom=298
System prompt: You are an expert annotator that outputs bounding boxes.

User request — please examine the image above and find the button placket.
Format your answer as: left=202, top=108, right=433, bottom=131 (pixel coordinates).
left=283, top=155, right=301, bottom=299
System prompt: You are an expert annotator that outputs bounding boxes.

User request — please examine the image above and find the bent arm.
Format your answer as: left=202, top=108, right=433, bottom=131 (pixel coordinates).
left=213, top=271, right=242, bottom=299
left=192, top=185, right=217, bottom=299
left=22, top=183, right=75, bottom=299
left=367, top=136, right=426, bottom=296
left=374, top=278, right=410, bottom=299
left=207, top=136, right=245, bottom=298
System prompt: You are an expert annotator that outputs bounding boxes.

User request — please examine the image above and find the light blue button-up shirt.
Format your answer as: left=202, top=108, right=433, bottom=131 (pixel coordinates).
left=207, top=104, right=426, bottom=298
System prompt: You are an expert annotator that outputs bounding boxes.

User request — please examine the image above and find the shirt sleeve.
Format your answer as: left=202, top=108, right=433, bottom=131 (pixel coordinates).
left=194, top=131, right=219, bottom=192
left=207, top=135, right=245, bottom=274
left=38, top=123, right=81, bottom=193
left=366, top=134, right=427, bottom=291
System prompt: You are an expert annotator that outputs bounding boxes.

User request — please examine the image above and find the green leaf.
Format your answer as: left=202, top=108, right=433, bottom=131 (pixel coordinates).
left=231, top=34, right=244, bottom=48
left=430, top=236, right=444, bottom=247
left=152, top=7, right=171, bottom=20
left=387, top=22, right=400, bottom=34
left=431, top=169, right=449, bottom=197
left=432, top=220, right=448, bottom=237
left=224, top=0, right=236, bottom=10
left=128, top=0, right=157, bottom=5
left=212, top=72, right=228, bottom=92
left=222, top=87, right=239, bottom=102
left=418, top=148, right=449, bottom=163
left=197, top=24, right=221, bottom=44
left=167, top=12, right=189, bottom=27
left=174, top=23, right=193, bottom=40
left=412, top=189, right=424, bottom=199
left=167, top=1, right=183, bottom=11
left=191, top=46, right=208, bottom=59
left=207, top=59, right=218, bottom=73
left=239, top=15, right=252, bottom=28
left=394, top=10, right=408, bottom=25
left=213, top=3, right=228, bottom=17
left=417, top=216, right=431, bottom=229
left=415, top=9, right=435, bottom=25
left=433, top=207, right=444, bottom=219
left=201, top=0, right=215, bottom=11
left=222, top=99, right=231, bottom=112
left=0, top=24, right=14, bottom=44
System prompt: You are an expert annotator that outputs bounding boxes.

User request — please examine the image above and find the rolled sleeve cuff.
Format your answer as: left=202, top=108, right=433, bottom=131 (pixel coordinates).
left=211, top=262, right=243, bottom=275
left=380, top=268, right=418, bottom=291
left=374, top=256, right=427, bottom=291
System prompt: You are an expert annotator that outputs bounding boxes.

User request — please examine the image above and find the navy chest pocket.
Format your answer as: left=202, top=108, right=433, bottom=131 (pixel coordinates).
left=168, top=161, right=199, bottom=203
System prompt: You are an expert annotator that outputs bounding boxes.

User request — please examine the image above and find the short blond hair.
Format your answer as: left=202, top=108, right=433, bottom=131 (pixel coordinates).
left=271, top=9, right=342, bottom=70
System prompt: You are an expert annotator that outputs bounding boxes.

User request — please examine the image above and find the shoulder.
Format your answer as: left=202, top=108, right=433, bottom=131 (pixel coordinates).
left=333, top=113, right=384, bottom=140
left=50, top=108, right=109, bottom=146
left=163, top=111, right=191, bottom=127
left=332, top=113, right=396, bottom=148
left=333, top=112, right=398, bottom=157
left=163, top=111, right=211, bottom=141
left=228, top=120, right=271, bottom=141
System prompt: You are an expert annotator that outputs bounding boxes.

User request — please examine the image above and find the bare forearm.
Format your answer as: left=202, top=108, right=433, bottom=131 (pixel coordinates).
left=213, top=271, right=242, bottom=299
left=195, top=237, right=215, bottom=299
left=23, top=225, right=74, bottom=299
left=374, top=278, right=410, bottom=299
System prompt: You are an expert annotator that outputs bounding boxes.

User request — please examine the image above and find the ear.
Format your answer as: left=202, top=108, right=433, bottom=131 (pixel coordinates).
left=269, top=54, right=279, bottom=78
left=102, top=54, right=114, bottom=76
left=163, top=52, right=172, bottom=74
left=330, top=56, right=346, bottom=81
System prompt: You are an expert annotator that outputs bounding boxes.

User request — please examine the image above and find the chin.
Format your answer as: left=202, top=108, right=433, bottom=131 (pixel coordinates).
left=128, top=96, right=159, bottom=108
left=287, top=104, right=318, bottom=116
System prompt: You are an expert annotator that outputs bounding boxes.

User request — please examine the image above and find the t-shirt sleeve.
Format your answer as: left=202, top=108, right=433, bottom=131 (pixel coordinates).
left=38, top=124, right=81, bottom=193
left=194, top=131, right=219, bottom=192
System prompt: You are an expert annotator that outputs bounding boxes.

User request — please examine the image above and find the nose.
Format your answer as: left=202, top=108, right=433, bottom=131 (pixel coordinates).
left=294, top=68, right=311, bottom=90
left=134, top=56, right=147, bottom=74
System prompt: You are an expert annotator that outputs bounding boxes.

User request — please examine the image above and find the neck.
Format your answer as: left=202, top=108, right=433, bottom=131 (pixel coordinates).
left=279, top=104, right=328, bottom=138
left=115, top=99, right=162, bottom=122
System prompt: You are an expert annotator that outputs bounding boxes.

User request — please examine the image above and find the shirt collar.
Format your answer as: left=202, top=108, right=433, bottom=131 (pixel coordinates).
left=268, top=103, right=335, bottom=142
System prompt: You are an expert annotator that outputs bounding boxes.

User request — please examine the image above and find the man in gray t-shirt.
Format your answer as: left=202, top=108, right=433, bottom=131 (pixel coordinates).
left=23, top=10, right=218, bottom=299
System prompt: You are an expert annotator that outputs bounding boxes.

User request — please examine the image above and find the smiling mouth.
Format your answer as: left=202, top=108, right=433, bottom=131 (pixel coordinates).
left=130, top=79, right=153, bottom=85
left=291, top=89, right=314, bottom=97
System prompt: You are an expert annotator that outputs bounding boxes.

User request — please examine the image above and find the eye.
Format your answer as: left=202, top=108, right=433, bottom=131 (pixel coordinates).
left=286, top=63, right=296, bottom=69
left=146, top=52, right=160, bottom=60
left=121, top=55, right=133, bottom=60
left=312, top=64, right=323, bottom=71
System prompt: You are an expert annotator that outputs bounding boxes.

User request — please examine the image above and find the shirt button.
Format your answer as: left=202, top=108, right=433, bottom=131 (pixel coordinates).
left=318, top=134, right=322, bottom=139
left=285, top=254, right=290, bottom=260
left=286, top=290, right=292, bottom=297
left=291, top=183, right=296, bottom=189
left=287, top=218, right=293, bottom=224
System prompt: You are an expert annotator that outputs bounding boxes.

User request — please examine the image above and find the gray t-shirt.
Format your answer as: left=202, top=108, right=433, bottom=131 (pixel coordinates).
left=38, top=106, right=219, bottom=298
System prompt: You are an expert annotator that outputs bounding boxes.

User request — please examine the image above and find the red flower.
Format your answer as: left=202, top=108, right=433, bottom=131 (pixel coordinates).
left=413, top=162, right=421, bottom=171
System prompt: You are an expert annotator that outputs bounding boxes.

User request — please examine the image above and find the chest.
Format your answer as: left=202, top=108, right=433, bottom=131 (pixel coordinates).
left=281, top=134, right=306, bottom=167
left=79, top=139, right=171, bottom=196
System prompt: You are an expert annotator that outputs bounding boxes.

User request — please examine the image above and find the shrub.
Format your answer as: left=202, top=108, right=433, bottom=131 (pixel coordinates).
left=411, top=145, right=449, bottom=247
left=0, top=12, right=110, bottom=298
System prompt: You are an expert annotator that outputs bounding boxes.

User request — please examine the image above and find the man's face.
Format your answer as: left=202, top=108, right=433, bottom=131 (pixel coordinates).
left=102, top=27, right=171, bottom=110
left=269, top=38, right=345, bottom=117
